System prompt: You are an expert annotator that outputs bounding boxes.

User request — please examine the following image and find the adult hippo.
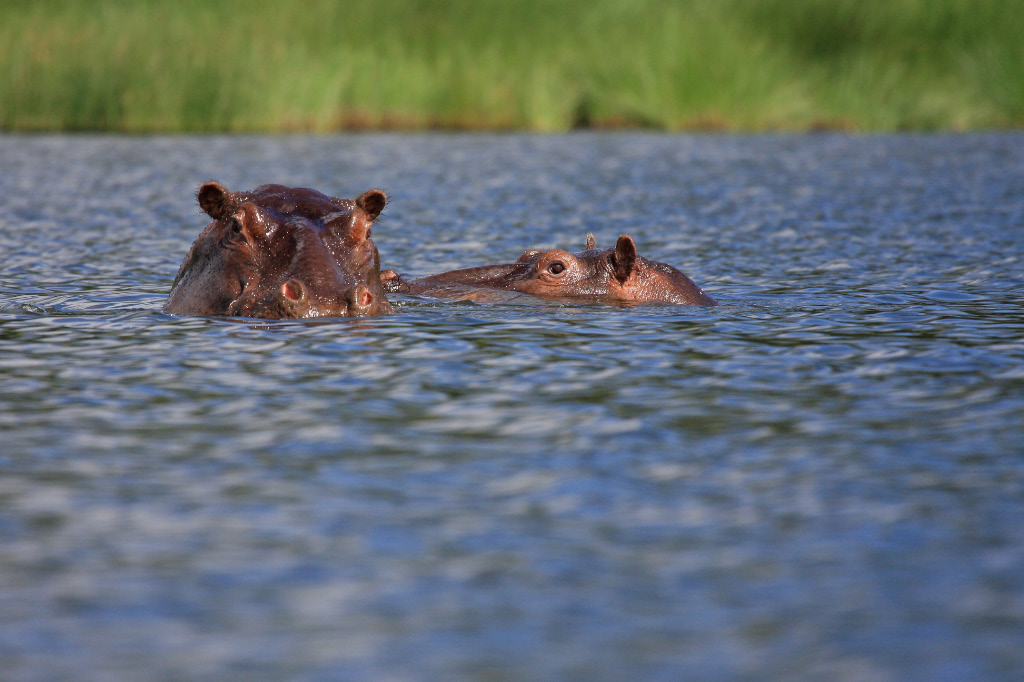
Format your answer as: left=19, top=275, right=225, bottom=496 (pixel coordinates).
left=381, top=234, right=716, bottom=306
left=164, top=182, right=392, bottom=319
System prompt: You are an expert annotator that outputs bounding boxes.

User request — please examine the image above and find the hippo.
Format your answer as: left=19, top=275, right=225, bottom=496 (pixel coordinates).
left=381, top=234, right=716, bottom=306
left=164, top=182, right=392, bottom=319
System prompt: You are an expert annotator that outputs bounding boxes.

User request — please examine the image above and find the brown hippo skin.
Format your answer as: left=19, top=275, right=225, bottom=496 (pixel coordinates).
left=382, top=234, right=716, bottom=306
left=164, top=182, right=393, bottom=319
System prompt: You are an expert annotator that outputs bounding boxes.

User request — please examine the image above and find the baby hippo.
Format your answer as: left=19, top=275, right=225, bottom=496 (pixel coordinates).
left=382, top=234, right=716, bottom=306
left=164, top=182, right=392, bottom=319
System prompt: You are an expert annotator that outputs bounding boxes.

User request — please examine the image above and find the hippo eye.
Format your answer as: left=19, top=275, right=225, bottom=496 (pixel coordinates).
left=548, top=262, right=566, bottom=275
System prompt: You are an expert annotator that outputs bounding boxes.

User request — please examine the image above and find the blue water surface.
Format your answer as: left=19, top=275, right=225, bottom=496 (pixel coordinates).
left=1, top=133, right=1023, bottom=682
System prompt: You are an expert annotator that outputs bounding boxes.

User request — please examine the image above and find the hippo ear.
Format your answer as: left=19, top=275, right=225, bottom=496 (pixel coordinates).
left=585, top=234, right=596, bottom=250
left=198, top=182, right=232, bottom=220
left=355, top=189, right=387, bottom=221
left=612, top=235, right=637, bottom=283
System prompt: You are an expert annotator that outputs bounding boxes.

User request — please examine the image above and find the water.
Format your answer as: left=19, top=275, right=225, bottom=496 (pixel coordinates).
left=1, top=132, right=1023, bottom=682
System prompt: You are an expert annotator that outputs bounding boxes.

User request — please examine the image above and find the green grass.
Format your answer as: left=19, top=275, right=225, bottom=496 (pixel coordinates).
left=2, top=0, right=1022, bottom=132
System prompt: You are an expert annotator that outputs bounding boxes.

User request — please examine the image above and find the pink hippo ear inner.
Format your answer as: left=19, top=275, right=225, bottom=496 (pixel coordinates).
left=198, top=182, right=232, bottom=220
left=612, top=235, right=637, bottom=283
left=355, top=189, right=387, bottom=222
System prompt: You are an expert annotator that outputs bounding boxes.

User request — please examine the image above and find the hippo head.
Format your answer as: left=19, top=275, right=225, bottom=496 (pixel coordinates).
left=391, top=234, right=716, bottom=306
left=164, top=182, right=392, bottom=319
left=508, top=234, right=716, bottom=305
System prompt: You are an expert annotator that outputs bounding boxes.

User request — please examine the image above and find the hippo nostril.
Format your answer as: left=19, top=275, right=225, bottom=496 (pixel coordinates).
left=346, top=284, right=374, bottom=315
left=280, top=279, right=306, bottom=302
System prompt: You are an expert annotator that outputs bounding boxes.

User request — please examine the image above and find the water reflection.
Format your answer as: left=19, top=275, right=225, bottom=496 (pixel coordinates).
left=1, top=133, right=1023, bottom=681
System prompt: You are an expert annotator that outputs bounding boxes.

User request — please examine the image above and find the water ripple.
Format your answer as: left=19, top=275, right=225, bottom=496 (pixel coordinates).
left=1, top=133, right=1023, bottom=682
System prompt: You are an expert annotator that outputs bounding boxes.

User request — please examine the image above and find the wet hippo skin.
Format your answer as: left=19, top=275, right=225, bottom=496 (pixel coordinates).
left=381, top=234, right=716, bottom=306
left=165, top=182, right=392, bottom=319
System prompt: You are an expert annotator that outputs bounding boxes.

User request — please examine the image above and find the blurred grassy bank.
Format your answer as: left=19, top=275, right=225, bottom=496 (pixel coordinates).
left=3, top=0, right=1023, bottom=132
